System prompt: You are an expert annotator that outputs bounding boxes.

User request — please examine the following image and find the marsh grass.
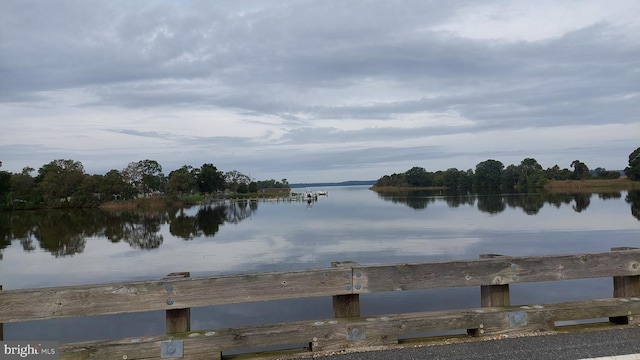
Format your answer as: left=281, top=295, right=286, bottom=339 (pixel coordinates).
left=544, top=177, right=639, bottom=193
left=99, top=197, right=184, bottom=211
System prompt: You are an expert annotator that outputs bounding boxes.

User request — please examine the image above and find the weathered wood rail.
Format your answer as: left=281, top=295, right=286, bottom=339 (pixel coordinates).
left=1, top=247, right=638, bottom=359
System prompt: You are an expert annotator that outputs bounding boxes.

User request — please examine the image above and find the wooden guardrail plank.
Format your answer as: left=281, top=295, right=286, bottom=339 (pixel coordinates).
left=61, top=339, right=163, bottom=360
left=0, top=267, right=351, bottom=323
left=3, top=250, right=639, bottom=324
left=353, top=250, right=640, bottom=293
left=526, top=297, right=640, bottom=323
left=58, top=297, right=640, bottom=359
left=62, top=337, right=220, bottom=360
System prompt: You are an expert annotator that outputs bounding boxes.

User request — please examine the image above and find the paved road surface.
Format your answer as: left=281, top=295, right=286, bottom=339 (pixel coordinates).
left=311, top=326, right=640, bottom=360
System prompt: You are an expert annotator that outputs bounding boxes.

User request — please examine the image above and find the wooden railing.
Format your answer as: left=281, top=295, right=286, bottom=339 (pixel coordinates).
left=1, top=247, right=638, bottom=359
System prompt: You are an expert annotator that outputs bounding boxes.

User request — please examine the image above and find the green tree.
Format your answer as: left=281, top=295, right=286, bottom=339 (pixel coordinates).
left=592, top=167, right=621, bottom=179
left=72, top=174, right=101, bottom=206
left=37, top=159, right=85, bottom=204
left=432, top=170, right=445, bottom=187
left=441, top=168, right=472, bottom=191
left=518, top=158, right=545, bottom=189
left=474, top=159, right=504, bottom=190
left=442, top=168, right=461, bottom=189
left=405, top=166, right=431, bottom=187
left=139, top=159, right=163, bottom=194
left=255, top=179, right=290, bottom=189
left=166, top=165, right=196, bottom=197
left=0, top=168, right=10, bottom=204
left=459, top=169, right=474, bottom=190
left=10, top=167, right=36, bottom=203
left=625, top=146, right=640, bottom=181
left=374, top=175, right=392, bottom=187
left=100, top=169, right=133, bottom=200
left=197, top=163, right=224, bottom=193
left=122, top=161, right=142, bottom=194
left=545, top=165, right=572, bottom=180
left=571, top=160, right=590, bottom=180
left=224, top=170, right=251, bottom=192
left=392, top=172, right=409, bottom=187
left=248, top=181, right=258, bottom=193
left=501, top=164, right=518, bottom=190
left=122, top=159, right=163, bottom=196
left=237, top=183, right=249, bottom=193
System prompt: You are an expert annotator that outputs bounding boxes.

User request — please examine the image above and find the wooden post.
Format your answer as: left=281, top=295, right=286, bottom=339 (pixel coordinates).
left=331, top=261, right=360, bottom=318
left=310, top=262, right=366, bottom=352
left=314, top=261, right=396, bottom=352
left=165, top=272, right=191, bottom=333
left=333, top=294, right=360, bottom=318
left=469, top=254, right=510, bottom=336
left=480, top=254, right=511, bottom=308
left=610, top=247, right=640, bottom=325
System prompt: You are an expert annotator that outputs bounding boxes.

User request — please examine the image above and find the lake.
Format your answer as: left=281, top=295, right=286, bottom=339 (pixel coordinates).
left=1, top=186, right=639, bottom=343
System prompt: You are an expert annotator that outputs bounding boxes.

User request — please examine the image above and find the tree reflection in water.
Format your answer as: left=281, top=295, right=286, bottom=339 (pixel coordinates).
left=169, top=201, right=257, bottom=239
left=0, top=191, right=638, bottom=259
left=374, top=189, right=630, bottom=216
left=504, top=193, right=545, bottom=215
left=376, top=190, right=438, bottom=210
left=626, top=190, right=640, bottom=221
left=102, top=210, right=168, bottom=249
left=0, top=201, right=258, bottom=258
left=170, top=204, right=227, bottom=239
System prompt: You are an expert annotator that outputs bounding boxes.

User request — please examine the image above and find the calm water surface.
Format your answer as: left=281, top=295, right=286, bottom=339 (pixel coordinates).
left=1, top=186, right=639, bottom=343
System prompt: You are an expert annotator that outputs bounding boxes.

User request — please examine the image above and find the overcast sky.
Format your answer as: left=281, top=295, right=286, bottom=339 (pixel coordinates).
left=1, top=0, right=638, bottom=182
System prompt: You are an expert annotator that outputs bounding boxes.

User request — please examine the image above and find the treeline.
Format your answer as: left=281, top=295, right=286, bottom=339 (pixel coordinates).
left=0, top=159, right=290, bottom=209
left=374, top=146, right=640, bottom=191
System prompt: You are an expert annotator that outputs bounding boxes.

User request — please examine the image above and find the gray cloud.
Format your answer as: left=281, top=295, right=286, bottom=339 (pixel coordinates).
left=1, top=0, right=638, bottom=181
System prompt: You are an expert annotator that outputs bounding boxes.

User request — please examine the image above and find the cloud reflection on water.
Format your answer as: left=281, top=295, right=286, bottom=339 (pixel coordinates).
left=1, top=188, right=639, bottom=290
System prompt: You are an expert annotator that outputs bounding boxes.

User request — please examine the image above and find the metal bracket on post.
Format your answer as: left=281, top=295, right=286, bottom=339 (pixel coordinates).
left=346, top=324, right=366, bottom=340
left=160, top=340, right=183, bottom=358
left=508, top=311, right=527, bottom=327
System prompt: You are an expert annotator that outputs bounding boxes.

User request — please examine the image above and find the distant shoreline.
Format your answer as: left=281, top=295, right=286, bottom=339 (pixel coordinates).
left=289, top=180, right=376, bottom=188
